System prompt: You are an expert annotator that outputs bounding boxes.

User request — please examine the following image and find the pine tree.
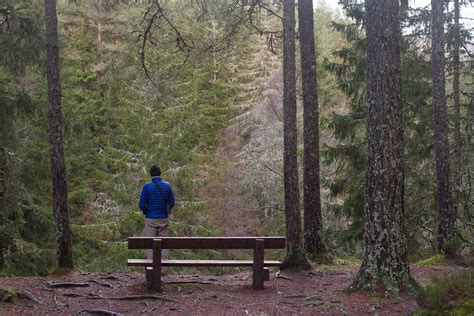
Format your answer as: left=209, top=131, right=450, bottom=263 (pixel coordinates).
left=282, top=0, right=310, bottom=269
left=297, top=0, right=326, bottom=257
left=349, top=0, right=416, bottom=293
left=451, top=0, right=461, bottom=210
left=44, top=0, right=73, bottom=269
left=431, top=0, right=456, bottom=253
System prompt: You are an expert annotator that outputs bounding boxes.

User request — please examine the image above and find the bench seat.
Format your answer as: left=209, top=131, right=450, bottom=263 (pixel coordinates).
left=128, top=259, right=283, bottom=267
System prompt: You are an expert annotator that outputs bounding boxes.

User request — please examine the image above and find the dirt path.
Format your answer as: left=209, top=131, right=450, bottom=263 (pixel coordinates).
left=0, top=263, right=462, bottom=315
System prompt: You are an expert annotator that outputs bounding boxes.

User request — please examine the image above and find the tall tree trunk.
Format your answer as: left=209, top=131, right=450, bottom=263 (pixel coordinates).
left=282, top=0, right=310, bottom=269
left=452, top=0, right=461, bottom=212
left=298, top=0, right=326, bottom=257
left=349, top=0, right=416, bottom=293
left=44, top=0, right=73, bottom=269
left=431, top=0, right=456, bottom=253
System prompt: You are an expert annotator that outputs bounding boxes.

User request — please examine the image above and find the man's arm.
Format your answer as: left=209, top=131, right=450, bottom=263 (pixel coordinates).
left=139, top=185, right=147, bottom=214
left=168, top=186, right=175, bottom=209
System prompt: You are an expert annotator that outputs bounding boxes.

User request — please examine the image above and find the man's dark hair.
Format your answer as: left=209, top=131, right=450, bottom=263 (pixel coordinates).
left=150, top=165, right=161, bottom=177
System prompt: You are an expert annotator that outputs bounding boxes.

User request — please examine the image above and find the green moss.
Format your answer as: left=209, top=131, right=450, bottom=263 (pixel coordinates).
left=416, top=254, right=446, bottom=266
left=0, top=287, right=19, bottom=303
left=335, top=257, right=361, bottom=265
left=369, top=295, right=383, bottom=303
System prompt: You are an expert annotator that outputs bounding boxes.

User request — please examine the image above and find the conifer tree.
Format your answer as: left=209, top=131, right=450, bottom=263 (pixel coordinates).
left=44, top=0, right=73, bottom=268
left=297, top=0, right=326, bottom=257
left=349, top=0, right=416, bottom=293
left=431, top=0, right=456, bottom=253
left=282, top=0, right=310, bottom=269
left=451, top=0, right=461, bottom=209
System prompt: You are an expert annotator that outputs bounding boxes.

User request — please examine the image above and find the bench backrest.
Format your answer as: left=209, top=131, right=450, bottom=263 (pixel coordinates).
left=128, top=237, right=286, bottom=249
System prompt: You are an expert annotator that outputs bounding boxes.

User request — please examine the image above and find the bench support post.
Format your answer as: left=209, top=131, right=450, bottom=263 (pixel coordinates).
left=150, top=238, right=162, bottom=291
left=253, top=239, right=265, bottom=290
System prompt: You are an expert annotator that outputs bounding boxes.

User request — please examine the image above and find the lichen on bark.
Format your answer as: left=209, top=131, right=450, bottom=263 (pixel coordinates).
left=348, top=0, right=418, bottom=294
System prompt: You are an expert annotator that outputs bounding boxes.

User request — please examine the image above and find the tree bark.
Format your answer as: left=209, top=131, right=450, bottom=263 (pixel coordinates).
left=431, top=0, right=456, bottom=253
left=282, top=0, right=310, bottom=269
left=349, top=0, right=416, bottom=294
left=298, top=0, right=326, bottom=257
left=452, top=0, right=461, bottom=212
left=44, top=0, right=73, bottom=269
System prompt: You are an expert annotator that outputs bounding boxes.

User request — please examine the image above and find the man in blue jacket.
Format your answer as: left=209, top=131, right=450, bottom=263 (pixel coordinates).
left=139, top=165, right=175, bottom=263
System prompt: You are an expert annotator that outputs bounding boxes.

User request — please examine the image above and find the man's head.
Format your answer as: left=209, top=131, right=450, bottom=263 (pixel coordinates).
left=150, top=165, right=161, bottom=177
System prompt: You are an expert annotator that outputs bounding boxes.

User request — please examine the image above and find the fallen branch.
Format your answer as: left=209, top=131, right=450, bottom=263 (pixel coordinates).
left=77, top=308, right=123, bottom=316
left=87, top=294, right=178, bottom=304
left=47, top=281, right=90, bottom=288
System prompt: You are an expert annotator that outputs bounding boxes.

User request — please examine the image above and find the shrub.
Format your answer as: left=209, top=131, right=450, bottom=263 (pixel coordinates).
left=416, top=268, right=474, bottom=314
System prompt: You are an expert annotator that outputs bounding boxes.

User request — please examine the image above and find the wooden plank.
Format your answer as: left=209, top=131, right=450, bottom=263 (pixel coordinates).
left=128, top=259, right=283, bottom=267
left=252, top=239, right=264, bottom=290
left=151, top=239, right=162, bottom=291
left=128, top=237, right=286, bottom=250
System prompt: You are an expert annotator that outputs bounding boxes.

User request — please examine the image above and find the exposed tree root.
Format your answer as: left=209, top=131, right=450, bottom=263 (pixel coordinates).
left=88, top=279, right=113, bottom=288
left=47, top=281, right=90, bottom=288
left=77, top=308, right=123, bottom=316
left=0, top=287, right=42, bottom=304
left=87, top=294, right=178, bottom=303
left=164, top=281, right=213, bottom=285
left=275, top=272, right=294, bottom=281
left=18, top=289, right=42, bottom=304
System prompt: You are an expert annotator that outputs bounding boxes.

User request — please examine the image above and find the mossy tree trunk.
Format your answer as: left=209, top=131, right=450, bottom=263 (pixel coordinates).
left=349, top=0, right=416, bottom=294
left=298, top=0, right=326, bottom=257
left=282, top=0, right=310, bottom=270
left=44, top=0, right=73, bottom=269
left=431, top=0, right=456, bottom=253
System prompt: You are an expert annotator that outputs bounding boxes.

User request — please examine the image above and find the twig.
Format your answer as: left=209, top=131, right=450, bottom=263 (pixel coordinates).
left=244, top=148, right=283, bottom=178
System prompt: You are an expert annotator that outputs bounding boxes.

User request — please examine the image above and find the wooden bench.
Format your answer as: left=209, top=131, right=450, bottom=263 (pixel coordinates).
left=127, top=236, right=285, bottom=291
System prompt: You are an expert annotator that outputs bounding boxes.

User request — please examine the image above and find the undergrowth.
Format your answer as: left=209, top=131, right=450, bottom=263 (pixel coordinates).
left=415, top=268, right=474, bottom=315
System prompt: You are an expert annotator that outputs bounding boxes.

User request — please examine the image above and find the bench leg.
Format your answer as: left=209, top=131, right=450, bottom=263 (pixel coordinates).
left=253, top=239, right=264, bottom=290
left=263, top=267, right=270, bottom=281
left=150, top=238, right=162, bottom=291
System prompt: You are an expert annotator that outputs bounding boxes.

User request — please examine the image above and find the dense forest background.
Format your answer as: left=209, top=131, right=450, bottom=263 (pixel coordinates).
left=0, top=0, right=472, bottom=276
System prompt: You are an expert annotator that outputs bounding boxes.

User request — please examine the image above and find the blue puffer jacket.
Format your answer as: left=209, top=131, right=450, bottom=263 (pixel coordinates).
left=139, top=177, right=175, bottom=218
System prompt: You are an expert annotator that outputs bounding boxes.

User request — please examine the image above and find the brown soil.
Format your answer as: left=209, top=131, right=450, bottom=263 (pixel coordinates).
left=0, top=263, right=463, bottom=315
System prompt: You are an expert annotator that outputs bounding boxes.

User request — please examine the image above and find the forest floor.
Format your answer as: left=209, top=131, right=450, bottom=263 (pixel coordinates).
left=0, top=262, right=465, bottom=315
